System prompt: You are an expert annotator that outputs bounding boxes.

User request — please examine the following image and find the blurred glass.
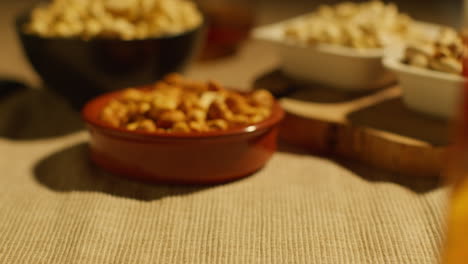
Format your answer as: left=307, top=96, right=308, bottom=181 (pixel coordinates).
left=196, top=0, right=256, bottom=60
left=443, top=34, right=468, bottom=264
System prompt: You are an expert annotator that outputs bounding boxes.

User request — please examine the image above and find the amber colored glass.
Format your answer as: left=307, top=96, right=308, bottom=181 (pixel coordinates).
left=443, top=37, right=468, bottom=264
left=197, top=0, right=255, bottom=60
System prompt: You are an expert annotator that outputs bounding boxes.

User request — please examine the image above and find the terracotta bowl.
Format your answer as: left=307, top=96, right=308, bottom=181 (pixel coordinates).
left=82, top=89, right=284, bottom=184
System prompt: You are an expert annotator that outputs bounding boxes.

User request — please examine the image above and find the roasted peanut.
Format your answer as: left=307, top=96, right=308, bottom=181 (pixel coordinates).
left=157, top=110, right=186, bottom=128
left=207, top=101, right=233, bottom=120
left=126, top=119, right=157, bottom=132
left=249, top=90, right=274, bottom=108
left=229, top=115, right=250, bottom=125
left=139, top=119, right=157, bottom=132
left=403, top=27, right=466, bottom=75
left=173, top=121, right=190, bottom=132
left=185, top=81, right=209, bottom=93
left=100, top=74, right=275, bottom=133
left=126, top=122, right=139, bottom=131
left=208, top=80, right=223, bottom=91
left=249, top=115, right=265, bottom=124
left=189, top=121, right=208, bottom=132
left=187, top=109, right=206, bottom=122
left=101, top=107, right=121, bottom=127
left=199, top=91, right=219, bottom=109
left=207, top=119, right=228, bottom=130
left=26, top=0, right=203, bottom=40
left=164, top=73, right=185, bottom=86
left=284, top=1, right=412, bottom=49
left=151, top=94, right=179, bottom=111
left=226, top=95, right=257, bottom=116
left=138, top=102, right=151, bottom=114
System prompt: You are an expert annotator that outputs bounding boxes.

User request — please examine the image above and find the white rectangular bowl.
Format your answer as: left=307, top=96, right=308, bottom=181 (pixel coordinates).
left=252, top=16, right=440, bottom=92
left=384, top=57, right=465, bottom=119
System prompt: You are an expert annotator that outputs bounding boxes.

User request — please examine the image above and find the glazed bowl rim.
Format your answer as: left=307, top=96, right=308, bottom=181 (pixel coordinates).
left=82, top=87, right=285, bottom=140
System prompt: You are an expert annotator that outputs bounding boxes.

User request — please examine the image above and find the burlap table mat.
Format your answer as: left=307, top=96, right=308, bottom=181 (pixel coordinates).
left=0, top=2, right=448, bottom=262
left=0, top=89, right=447, bottom=263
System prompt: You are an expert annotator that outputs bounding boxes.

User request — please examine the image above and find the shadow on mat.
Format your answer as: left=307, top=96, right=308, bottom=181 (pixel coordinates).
left=253, top=69, right=387, bottom=102
left=277, top=142, right=443, bottom=194
left=33, top=143, right=210, bottom=201
left=0, top=86, right=83, bottom=140
left=346, top=98, right=450, bottom=146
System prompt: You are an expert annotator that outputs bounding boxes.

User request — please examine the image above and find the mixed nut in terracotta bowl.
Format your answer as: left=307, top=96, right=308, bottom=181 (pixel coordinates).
left=82, top=74, right=284, bottom=184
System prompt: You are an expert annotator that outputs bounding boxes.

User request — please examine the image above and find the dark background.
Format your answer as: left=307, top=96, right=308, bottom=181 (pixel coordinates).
left=0, top=0, right=462, bottom=26
left=257, top=0, right=462, bottom=27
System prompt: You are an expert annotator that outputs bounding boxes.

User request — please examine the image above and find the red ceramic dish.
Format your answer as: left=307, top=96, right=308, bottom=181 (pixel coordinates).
left=82, top=89, right=284, bottom=184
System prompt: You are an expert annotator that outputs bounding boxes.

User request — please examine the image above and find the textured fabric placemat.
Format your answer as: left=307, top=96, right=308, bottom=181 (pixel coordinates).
left=0, top=130, right=447, bottom=264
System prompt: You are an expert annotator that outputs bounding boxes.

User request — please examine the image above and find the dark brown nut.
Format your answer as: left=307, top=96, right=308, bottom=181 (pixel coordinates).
left=225, top=92, right=244, bottom=108
left=434, top=47, right=453, bottom=59
left=249, top=90, right=274, bottom=108
left=147, top=107, right=163, bottom=120
left=208, top=80, right=223, bottom=91
left=225, top=93, right=256, bottom=115
left=207, top=101, right=233, bottom=120
left=157, top=110, right=186, bottom=128
left=179, top=101, right=195, bottom=114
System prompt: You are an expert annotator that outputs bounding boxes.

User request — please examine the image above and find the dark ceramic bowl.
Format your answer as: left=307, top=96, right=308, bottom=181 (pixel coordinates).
left=82, top=88, right=284, bottom=184
left=15, top=11, right=204, bottom=108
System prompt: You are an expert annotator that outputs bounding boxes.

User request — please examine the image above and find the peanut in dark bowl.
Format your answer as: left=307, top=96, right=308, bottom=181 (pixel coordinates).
left=15, top=10, right=205, bottom=109
left=82, top=88, right=284, bottom=185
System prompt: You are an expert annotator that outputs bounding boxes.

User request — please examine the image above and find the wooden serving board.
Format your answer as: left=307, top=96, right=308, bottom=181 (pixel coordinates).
left=254, top=70, right=451, bottom=178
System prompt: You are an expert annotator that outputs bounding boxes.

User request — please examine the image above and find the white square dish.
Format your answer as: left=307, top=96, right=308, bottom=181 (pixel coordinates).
left=383, top=56, right=465, bottom=119
left=252, top=16, right=440, bottom=92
